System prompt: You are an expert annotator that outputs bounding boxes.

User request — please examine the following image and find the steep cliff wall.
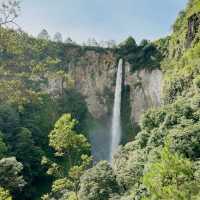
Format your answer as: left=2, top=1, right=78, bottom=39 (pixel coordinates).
left=44, top=49, right=163, bottom=127
left=68, top=50, right=117, bottom=119
left=125, top=63, right=163, bottom=124
left=68, top=56, right=163, bottom=127
left=41, top=49, right=163, bottom=161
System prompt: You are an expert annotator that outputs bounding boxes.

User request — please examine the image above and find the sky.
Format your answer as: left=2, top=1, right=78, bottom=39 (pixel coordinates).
left=16, top=0, right=188, bottom=44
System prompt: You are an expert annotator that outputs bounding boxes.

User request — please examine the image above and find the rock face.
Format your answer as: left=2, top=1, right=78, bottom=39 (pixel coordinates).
left=186, top=12, right=200, bottom=47
left=68, top=55, right=163, bottom=126
left=43, top=49, right=163, bottom=161
left=67, top=50, right=117, bottom=119
left=44, top=49, right=163, bottom=126
left=125, top=63, right=163, bottom=123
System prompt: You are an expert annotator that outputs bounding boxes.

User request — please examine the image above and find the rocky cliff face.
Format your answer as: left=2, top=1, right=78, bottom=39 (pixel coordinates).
left=186, top=12, right=200, bottom=47
left=68, top=57, right=163, bottom=128
left=68, top=50, right=117, bottom=119
left=45, top=49, right=163, bottom=127
left=42, top=48, right=163, bottom=160
left=125, top=63, right=163, bottom=124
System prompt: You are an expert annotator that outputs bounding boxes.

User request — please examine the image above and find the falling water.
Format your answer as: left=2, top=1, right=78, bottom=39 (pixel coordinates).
left=110, top=59, right=123, bottom=161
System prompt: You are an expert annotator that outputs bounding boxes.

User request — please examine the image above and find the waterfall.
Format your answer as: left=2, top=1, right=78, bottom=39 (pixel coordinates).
left=110, top=59, right=123, bottom=161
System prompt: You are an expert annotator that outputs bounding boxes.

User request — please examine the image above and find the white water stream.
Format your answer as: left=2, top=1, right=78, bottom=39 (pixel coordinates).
left=109, top=59, right=123, bottom=161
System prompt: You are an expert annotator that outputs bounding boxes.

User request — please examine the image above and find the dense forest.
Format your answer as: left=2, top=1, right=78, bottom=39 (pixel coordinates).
left=1, top=0, right=200, bottom=199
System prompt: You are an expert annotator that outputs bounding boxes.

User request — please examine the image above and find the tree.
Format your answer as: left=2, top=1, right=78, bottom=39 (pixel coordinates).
left=87, top=38, right=98, bottom=46
left=49, top=113, right=90, bottom=167
left=120, top=36, right=137, bottom=49
left=38, top=29, right=50, bottom=40
left=0, top=132, right=8, bottom=159
left=42, top=115, right=92, bottom=200
left=0, top=187, right=12, bottom=200
left=91, top=38, right=98, bottom=46
left=43, top=155, right=92, bottom=200
left=106, top=40, right=116, bottom=48
left=113, top=147, right=146, bottom=190
left=65, top=37, right=73, bottom=44
left=0, top=157, right=26, bottom=193
left=99, top=40, right=107, bottom=48
left=66, top=155, right=92, bottom=199
left=53, top=32, right=63, bottom=43
left=57, top=89, right=88, bottom=130
left=0, top=104, right=20, bottom=135
left=140, top=39, right=150, bottom=47
left=142, top=142, right=200, bottom=200
left=78, top=161, right=120, bottom=200
left=11, top=127, right=44, bottom=174
left=0, top=0, right=20, bottom=27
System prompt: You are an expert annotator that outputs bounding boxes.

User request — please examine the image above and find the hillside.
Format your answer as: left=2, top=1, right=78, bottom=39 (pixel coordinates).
left=0, top=0, right=200, bottom=199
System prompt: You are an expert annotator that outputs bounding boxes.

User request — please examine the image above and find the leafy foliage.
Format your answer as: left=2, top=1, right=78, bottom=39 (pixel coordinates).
left=42, top=114, right=92, bottom=200
left=0, top=0, right=20, bottom=27
left=49, top=114, right=90, bottom=165
left=0, top=187, right=12, bottom=200
left=143, top=142, right=200, bottom=200
left=79, top=161, right=120, bottom=200
left=116, top=36, right=163, bottom=72
left=1, top=1, right=200, bottom=199
left=0, top=157, right=26, bottom=193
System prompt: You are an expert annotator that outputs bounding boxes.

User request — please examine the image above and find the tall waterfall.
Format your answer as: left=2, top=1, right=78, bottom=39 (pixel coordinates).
left=110, top=59, right=123, bottom=161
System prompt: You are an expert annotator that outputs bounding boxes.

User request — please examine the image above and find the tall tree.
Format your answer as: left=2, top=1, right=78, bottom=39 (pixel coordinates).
left=0, top=157, right=26, bottom=193
left=42, top=114, right=92, bottom=200
left=79, top=161, right=120, bottom=200
left=65, top=37, right=73, bottom=44
left=0, top=132, right=7, bottom=159
left=38, top=29, right=50, bottom=40
left=87, top=38, right=98, bottom=46
left=49, top=113, right=90, bottom=167
left=142, top=142, right=200, bottom=200
left=106, top=40, right=116, bottom=48
left=53, top=32, right=63, bottom=43
left=0, top=187, right=12, bottom=200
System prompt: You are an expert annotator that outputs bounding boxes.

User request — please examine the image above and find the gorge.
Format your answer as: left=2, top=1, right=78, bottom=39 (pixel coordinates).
left=30, top=46, right=163, bottom=161
left=2, top=1, right=200, bottom=198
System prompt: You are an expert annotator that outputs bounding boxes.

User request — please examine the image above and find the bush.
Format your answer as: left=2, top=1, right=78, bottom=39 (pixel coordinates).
left=79, top=161, right=120, bottom=200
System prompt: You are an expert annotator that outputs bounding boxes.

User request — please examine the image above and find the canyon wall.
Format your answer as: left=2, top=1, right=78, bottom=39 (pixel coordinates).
left=125, top=62, right=163, bottom=124
left=45, top=49, right=163, bottom=126
left=43, top=49, right=163, bottom=160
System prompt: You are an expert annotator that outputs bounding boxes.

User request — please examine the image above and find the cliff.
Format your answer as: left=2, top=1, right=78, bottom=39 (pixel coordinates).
left=38, top=46, right=163, bottom=128
left=0, top=29, right=163, bottom=161
left=37, top=47, right=163, bottom=160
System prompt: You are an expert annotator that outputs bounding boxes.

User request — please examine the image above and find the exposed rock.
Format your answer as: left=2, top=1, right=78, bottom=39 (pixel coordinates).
left=125, top=63, right=163, bottom=123
left=42, top=50, right=163, bottom=126
left=186, top=12, right=200, bottom=47
left=41, top=49, right=163, bottom=161
left=68, top=50, right=117, bottom=119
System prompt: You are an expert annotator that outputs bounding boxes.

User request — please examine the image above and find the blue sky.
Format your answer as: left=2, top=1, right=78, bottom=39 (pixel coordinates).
left=16, top=0, right=188, bottom=44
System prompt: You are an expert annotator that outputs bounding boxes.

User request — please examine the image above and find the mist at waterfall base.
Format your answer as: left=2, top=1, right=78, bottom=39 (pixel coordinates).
left=89, top=59, right=123, bottom=162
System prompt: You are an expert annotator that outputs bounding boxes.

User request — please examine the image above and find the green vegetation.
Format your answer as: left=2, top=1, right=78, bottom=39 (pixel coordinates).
left=116, top=36, right=163, bottom=72
left=143, top=142, right=200, bottom=200
left=48, top=114, right=90, bottom=167
left=0, top=25, right=94, bottom=198
left=79, top=161, right=120, bottom=200
left=41, top=114, right=92, bottom=200
left=1, top=0, right=200, bottom=199
left=0, top=187, right=13, bottom=200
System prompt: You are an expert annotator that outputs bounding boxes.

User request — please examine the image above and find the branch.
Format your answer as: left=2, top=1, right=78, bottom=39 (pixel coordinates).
left=0, top=0, right=21, bottom=29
